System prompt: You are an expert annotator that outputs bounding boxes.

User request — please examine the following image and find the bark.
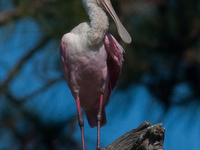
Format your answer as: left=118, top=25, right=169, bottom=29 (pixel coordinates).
left=102, top=121, right=165, bottom=150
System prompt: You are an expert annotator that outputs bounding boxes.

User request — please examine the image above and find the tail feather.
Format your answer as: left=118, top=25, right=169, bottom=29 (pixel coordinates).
left=85, top=108, right=107, bottom=128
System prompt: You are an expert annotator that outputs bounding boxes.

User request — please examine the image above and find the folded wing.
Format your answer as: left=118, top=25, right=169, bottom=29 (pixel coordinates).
left=103, top=33, right=124, bottom=104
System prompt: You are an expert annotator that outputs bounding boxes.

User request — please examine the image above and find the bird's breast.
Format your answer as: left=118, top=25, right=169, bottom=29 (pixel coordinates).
left=61, top=31, right=109, bottom=110
left=73, top=44, right=108, bottom=83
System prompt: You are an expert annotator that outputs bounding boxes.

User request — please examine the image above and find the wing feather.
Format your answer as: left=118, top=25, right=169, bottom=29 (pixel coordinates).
left=103, top=33, right=124, bottom=92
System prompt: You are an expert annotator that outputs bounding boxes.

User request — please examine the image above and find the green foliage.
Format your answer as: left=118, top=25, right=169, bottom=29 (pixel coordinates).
left=35, top=0, right=88, bottom=37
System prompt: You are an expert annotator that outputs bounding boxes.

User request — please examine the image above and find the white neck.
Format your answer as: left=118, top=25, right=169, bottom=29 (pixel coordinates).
left=82, top=0, right=109, bottom=45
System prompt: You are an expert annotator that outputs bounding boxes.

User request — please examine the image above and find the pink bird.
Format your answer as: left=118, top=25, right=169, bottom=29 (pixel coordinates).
left=60, top=0, right=131, bottom=149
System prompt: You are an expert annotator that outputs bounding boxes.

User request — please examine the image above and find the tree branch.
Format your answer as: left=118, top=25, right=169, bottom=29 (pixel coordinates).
left=0, top=8, right=20, bottom=26
left=0, top=0, right=56, bottom=26
left=0, top=36, right=51, bottom=91
left=20, top=77, right=63, bottom=101
left=102, top=121, right=165, bottom=150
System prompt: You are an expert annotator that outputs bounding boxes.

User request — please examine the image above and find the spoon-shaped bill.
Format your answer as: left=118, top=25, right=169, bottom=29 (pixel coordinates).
left=100, top=0, right=132, bottom=44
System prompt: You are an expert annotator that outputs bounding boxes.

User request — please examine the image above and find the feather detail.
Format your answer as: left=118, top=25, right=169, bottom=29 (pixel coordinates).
left=104, top=33, right=124, bottom=91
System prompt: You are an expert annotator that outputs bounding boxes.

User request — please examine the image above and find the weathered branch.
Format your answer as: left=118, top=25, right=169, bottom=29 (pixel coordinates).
left=102, top=121, right=165, bottom=150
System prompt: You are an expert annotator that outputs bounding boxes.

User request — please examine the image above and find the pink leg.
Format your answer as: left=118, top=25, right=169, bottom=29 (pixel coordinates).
left=75, top=99, right=86, bottom=150
left=96, top=94, right=103, bottom=150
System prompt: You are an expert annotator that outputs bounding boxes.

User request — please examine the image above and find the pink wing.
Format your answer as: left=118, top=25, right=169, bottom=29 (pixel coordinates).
left=60, top=36, right=70, bottom=83
left=104, top=33, right=124, bottom=92
left=103, top=33, right=124, bottom=106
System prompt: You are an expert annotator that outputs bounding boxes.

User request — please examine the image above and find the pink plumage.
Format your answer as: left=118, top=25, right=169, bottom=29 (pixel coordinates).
left=60, top=0, right=131, bottom=149
left=60, top=32, right=124, bottom=127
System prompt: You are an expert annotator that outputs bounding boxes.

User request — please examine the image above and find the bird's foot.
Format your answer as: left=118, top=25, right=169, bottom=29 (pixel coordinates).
left=95, top=147, right=101, bottom=150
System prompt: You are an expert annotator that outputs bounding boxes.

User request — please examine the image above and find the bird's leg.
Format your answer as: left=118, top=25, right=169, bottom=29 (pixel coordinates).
left=75, top=99, right=86, bottom=150
left=96, top=94, right=103, bottom=150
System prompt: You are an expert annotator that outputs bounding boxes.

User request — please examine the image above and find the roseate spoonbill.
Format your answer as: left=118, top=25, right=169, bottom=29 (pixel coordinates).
left=60, top=0, right=131, bottom=149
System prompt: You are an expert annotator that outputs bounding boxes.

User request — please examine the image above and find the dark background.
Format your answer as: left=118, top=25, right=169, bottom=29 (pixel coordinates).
left=0, top=0, right=200, bottom=149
